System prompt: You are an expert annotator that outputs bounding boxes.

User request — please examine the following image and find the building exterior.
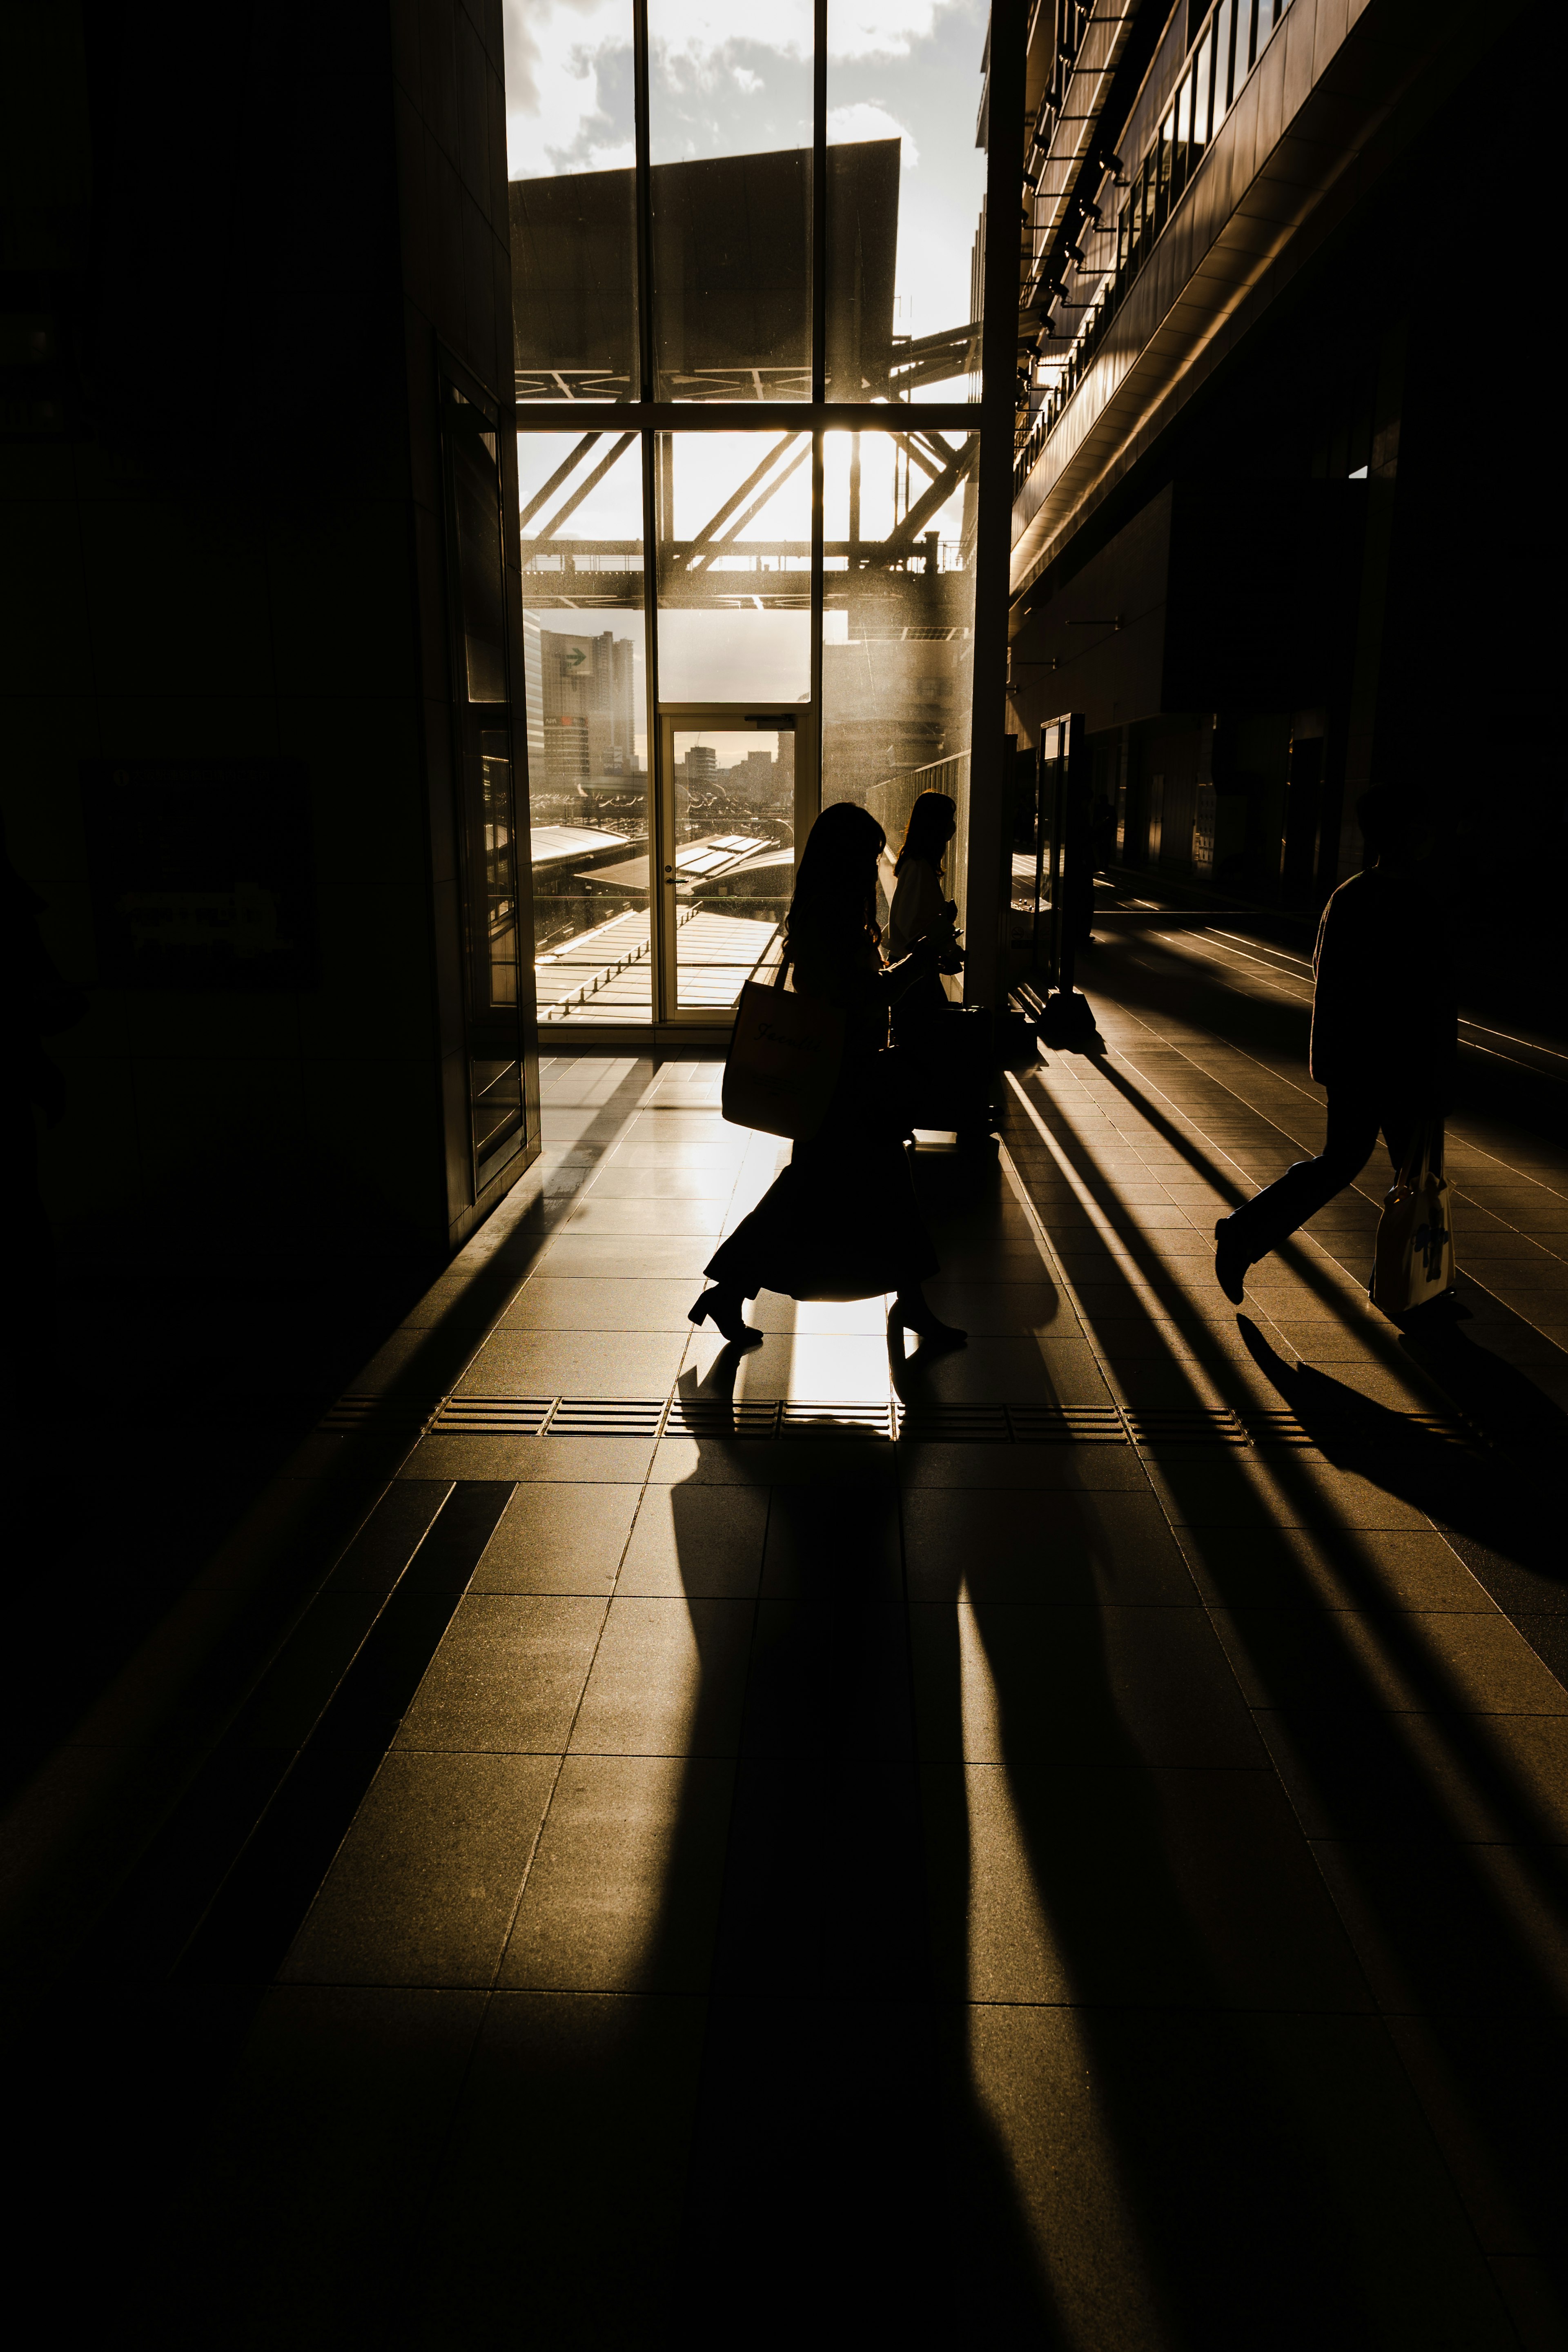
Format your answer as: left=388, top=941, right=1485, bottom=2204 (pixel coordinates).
left=1002, top=0, right=1555, bottom=1015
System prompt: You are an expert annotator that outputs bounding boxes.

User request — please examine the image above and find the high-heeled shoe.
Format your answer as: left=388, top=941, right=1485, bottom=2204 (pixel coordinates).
left=889, top=1297, right=967, bottom=1350
left=689, top=1287, right=763, bottom=1350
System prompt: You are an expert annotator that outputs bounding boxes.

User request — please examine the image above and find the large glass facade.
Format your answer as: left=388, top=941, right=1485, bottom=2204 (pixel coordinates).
left=508, top=2, right=998, bottom=1028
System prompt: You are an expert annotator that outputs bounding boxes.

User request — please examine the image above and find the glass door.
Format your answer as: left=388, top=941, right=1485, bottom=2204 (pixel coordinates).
left=655, top=707, right=815, bottom=1018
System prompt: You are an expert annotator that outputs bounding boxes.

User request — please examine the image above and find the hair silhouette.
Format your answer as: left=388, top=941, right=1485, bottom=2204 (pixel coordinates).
left=784, top=800, right=886, bottom=970
left=895, top=789, right=957, bottom=877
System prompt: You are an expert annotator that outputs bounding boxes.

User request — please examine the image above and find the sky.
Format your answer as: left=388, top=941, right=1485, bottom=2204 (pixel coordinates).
left=502, top=0, right=989, bottom=356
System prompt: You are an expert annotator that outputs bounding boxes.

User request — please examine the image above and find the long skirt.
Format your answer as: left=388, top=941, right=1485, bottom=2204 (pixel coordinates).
left=704, top=1062, right=938, bottom=1303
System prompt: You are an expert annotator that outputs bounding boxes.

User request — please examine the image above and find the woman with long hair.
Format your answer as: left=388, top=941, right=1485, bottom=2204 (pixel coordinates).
left=886, top=789, right=960, bottom=1041
left=689, top=801, right=964, bottom=1354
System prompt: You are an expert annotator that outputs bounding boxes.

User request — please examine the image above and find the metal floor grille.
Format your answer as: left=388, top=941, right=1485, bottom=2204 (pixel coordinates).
left=321, top=1394, right=1479, bottom=1450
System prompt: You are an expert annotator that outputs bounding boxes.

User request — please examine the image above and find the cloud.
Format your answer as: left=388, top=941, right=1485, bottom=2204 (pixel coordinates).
left=828, top=0, right=948, bottom=59
left=826, top=100, right=919, bottom=163
left=504, top=0, right=963, bottom=178
left=504, top=0, right=634, bottom=177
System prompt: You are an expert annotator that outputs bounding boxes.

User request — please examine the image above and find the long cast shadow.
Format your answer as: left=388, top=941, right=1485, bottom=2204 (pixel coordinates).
left=998, top=1069, right=1568, bottom=2321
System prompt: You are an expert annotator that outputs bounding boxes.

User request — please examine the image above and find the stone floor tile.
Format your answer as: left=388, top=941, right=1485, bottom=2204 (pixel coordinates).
left=468, top=1481, right=641, bottom=1595
left=908, top=1601, right=1265, bottom=1768
left=1311, top=1837, right=1568, bottom=2014
left=415, top=1993, right=707, bottom=2346
left=709, top=1761, right=930, bottom=1995
left=755, top=1479, right=902, bottom=1601
left=395, top=1594, right=607, bottom=1750
left=497, top=1753, right=735, bottom=1992
left=401, top=1433, right=657, bottom=1482
left=136, top=1986, right=486, bottom=2346
left=453, top=1325, right=686, bottom=1399
left=960, top=2006, right=1515, bottom=2350
left=279, top=1751, right=558, bottom=1986
left=613, top=1481, right=766, bottom=1599
left=902, top=1486, right=1199, bottom=1605
left=1176, top=1523, right=1497, bottom=1613
left=921, top=1761, right=1369, bottom=2009
left=495, top=1277, right=700, bottom=1329
left=568, top=1595, right=754, bottom=1756
left=1210, top=1603, right=1568, bottom=1719
left=739, top=1600, right=913, bottom=1759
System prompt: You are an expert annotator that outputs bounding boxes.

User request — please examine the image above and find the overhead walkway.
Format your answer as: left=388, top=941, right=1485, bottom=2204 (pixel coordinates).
left=5, top=929, right=1566, bottom=2349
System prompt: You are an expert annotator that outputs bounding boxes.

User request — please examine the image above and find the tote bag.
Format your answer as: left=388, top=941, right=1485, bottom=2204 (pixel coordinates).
left=1371, top=1121, right=1455, bottom=1316
left=722, top=974, right=844, bottom=1140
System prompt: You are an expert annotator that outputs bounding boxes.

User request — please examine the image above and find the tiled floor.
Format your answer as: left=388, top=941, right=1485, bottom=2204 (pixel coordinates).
left=16, top=922, right=1568, bottom=2348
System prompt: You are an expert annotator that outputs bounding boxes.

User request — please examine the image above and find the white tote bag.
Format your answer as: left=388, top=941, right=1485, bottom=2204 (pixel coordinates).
left=1371, top=1121, right=1455, bottom=1316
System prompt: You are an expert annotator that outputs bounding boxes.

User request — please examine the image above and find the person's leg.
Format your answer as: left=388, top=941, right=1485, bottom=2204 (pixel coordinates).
left=1214, top=1088, right=1381, bottom=1301
left=891, top=1275, right=965, bottom=1349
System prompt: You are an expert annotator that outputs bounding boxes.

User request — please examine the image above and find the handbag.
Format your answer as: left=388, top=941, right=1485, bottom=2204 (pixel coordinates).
left=722, top=971, right=844, bottom=1140
left=1370, top=1120, right=1455, bottom=1315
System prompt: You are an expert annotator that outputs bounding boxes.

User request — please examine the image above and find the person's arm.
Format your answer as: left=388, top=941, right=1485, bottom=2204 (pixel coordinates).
left=792, top=934, right=942, bottom=1013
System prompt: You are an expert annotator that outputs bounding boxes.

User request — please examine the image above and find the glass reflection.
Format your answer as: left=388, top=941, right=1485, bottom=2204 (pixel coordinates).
left=517, top=431, right=653, bottom=1026
left=647, top=2, right=813, bottom=400
left=656, top=433, right=811, bottom=702
left=506, top=0, right=638, bottom=402
left=826, top=0, right=988, bottom=402
left=820, top=427, right=978, bottom=941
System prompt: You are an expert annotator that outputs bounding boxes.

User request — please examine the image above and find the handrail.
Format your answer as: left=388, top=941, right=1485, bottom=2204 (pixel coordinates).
left=1015, top=0, right=1294, bottom=500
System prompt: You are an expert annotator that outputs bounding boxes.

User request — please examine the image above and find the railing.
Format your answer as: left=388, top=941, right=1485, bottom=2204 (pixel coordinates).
left=1015, top=0, right=1296, bottom=499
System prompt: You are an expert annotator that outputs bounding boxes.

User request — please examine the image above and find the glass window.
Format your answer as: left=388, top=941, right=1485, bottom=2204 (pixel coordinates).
left=1174, top=72, right=1192, bottom=198
left=648, top=0, right=813, bottom=400
left=1213, top=0, right=1236, bottom=122
left=1155, top=107, right=1175, bottom=231
left=1238, top=0, right=1258, bottom=79
left=507, top=0, right=637, bottom=403
left=820, top=427, right=978, bottom=942
left=825, top=0, right=989, bottom=403
left=670, top=724, right=796, bottom=1012
left=1193, top=25, right=1213, bottom=154
left=655, top=432, right=812, bottom=702
left=517, top=431, right=653, bottom=1028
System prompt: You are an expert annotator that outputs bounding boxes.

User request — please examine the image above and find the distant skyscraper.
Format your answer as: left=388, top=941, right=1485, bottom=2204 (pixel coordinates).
left=524, top=622, right=639, bottom=813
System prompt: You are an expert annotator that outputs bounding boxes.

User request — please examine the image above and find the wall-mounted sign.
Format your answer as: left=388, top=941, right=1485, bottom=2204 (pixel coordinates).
left=80, top=760, right=318, bottom=991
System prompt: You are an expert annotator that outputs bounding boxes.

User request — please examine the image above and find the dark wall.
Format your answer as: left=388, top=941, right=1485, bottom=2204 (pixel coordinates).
left=0, top=0, right=534, bottom=1267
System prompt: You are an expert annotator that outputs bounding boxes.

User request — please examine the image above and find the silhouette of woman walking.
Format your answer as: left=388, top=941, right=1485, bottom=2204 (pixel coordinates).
left=885, top=789, right=962, bottom=1048
left=690, top=802, right=965, bottom=1355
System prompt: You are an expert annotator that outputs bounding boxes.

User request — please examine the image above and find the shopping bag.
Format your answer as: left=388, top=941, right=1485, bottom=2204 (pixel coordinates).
left=1371, top=1121, right=1455, bottom=1315
left=722, top=977, right=844, bottom=1140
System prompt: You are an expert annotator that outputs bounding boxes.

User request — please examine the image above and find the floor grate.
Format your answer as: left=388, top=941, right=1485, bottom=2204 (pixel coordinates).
left=1122, top=1406, right=1250, bottom=1447
left=323, top=1392, right=1479, bottom=1451
left=429, top=1398, right=555, bottom=1435
left=663, top=1397, right=786, bottom=1441
left=1004, top=1405, right=1130, bottom=1444
left=1243, top=1406, right=1474, bottom=1449
left=544, top=1399, right=669, bottom=1439
left=316, top=1396, right=439, bottom=1435
left=780, top=1400, right=899, bottom=1439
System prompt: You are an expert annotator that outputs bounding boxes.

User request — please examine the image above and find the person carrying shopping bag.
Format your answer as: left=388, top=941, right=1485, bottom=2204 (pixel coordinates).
left=693, top=800, right=964, bottom=1357
left=1213, top=787, right=1457, bottom=1307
